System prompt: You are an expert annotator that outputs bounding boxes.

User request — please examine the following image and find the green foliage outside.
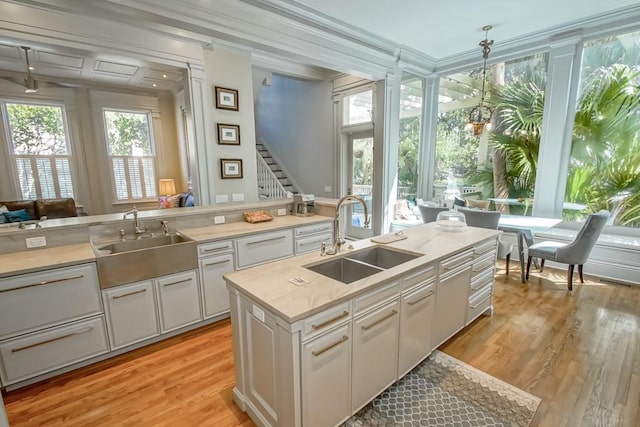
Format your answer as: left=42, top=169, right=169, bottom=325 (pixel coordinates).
left=435, top=108, right=480, bottom=186
left=397, top=116, right=420, bottom=197
left=6, top=103, right=67, bottom=155
left=104, top=110, right=152, bottom=156
left=352, top=137, right=373, bottom=186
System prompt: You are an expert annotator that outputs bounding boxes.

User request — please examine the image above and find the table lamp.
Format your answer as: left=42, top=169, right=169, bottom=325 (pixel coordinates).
left=158, top=178, right=176, bottom=208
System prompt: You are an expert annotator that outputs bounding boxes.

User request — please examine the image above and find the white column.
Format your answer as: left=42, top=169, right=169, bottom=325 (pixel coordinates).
left=0, top=393, right=8, bottom=427
left=418, top=75, right=440, bottom=201
left=533, top=37, right=582, bottom=218
left=186, top=63, right=212, bottom=206
left=379, top=72, right=401, bottom=234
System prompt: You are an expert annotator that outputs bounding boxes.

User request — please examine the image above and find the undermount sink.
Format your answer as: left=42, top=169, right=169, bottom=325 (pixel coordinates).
left=304, top=246, right=422, bottom=284
left=92, top=233, right=197, bottom=289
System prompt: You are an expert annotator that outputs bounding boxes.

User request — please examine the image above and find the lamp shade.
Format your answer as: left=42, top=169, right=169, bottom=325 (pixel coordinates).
left=158, top=178, right=176, bottom=196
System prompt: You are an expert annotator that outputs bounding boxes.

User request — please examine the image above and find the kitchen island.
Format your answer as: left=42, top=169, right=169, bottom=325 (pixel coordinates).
left=224, top=222, right=501, bottom=427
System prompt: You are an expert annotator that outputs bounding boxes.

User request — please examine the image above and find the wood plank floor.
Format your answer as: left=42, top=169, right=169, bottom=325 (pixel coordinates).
left=3, top=264, right=639, bottom=427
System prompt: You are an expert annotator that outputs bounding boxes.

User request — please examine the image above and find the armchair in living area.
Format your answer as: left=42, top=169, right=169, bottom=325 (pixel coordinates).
left=526, top=210, right=609, bottom=291
left=417, top=205, right=449, bottom=224
left=458, top=207, right=513, bottom=275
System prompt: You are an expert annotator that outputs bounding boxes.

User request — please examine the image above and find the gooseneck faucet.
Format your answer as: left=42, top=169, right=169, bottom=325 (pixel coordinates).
left=326, top=194, right=370, bottom=255
left=122, top=206, right=146, bottom=236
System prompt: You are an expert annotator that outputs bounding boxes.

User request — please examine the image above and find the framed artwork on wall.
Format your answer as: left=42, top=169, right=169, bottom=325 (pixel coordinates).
left=214, top=86, right=239, bottom=111
left=220, top=158, right=243, bottom=179
left=217, top=123, right=240, bottom=145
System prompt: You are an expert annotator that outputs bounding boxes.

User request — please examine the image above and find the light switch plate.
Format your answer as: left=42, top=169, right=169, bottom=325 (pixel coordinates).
left=232, top=193, right=244, bottom=202
left=277, top=208, right=287, bottom=216
left=324, top=186, right=332, bottom=192
left=215, top=194, right=229, bottom=203
left=26, top=236, right=47, bottom=248
left=214, top=215, right=225, bottom=224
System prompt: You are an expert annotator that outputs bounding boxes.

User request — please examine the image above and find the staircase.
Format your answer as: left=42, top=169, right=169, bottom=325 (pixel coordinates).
left=256, top=142, right=297, bottom=197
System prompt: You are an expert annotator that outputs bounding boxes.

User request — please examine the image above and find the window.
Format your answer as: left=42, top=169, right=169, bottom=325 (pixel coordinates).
left=343, top=90, right=373, bottom=125
left=103, top=109, right=157, bottom=201
left=565, top=30, right=640, bottom=227
left=3, top=101, right=75, bottom=200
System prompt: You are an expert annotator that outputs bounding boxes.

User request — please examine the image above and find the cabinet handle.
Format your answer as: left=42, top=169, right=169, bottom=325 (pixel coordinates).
left=311, top=310, right=349, bottom=330
left=163, top=278, right=192, bottom=287
left=204, top=259, right=231, bottom=267
left=469, top=298, right=489, bottom=309
left=312, top=335, right=348, bottom=357
left=11, top=326, right=94, bottom=353
left=0, top=274, right=84, bottom=293
left=407, top=291, right=435, bottom=306
left=112, top=288, right=147, bottom=299
left=362, top=309, right=398, bottom=331
left=202, top=246, right=232, bottom=253
left=247, top=235, right=285, bottom=245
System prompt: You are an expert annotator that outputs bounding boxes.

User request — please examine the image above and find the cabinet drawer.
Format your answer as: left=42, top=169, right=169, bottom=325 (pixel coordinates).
left=236, top=229, right=293, bottom=268
left=0, top=264, right=103, bottom=340
left=0, top=316, right=109, bottom=385
left=295, top=222, right=332, bottom=237
left=474, top=239, right=497, bottom=258
left=400, top=264, right=435, bottom=292
left=103, top=281, right=159, bottom=350
left=354, top=281, right=399, bottom=314
left=472, top=251, right=496, bottom=276
left=198, top=240, right=234, bottom=257
left=295, top=232, right=333, bottom=255
left=302, top=301, right=352, bottom=341
left=469, top=267, right=494, bottom=298
left=438, top=249, right=474, bottom=275
left=466, top=292, right=492, bottom=325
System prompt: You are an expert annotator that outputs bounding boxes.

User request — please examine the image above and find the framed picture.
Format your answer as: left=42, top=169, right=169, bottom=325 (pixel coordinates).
left=215, top=86, right=239, bottom=111
left=217, top=123, right=240, bottom=145
left=220, top=158, right=243, bottom=179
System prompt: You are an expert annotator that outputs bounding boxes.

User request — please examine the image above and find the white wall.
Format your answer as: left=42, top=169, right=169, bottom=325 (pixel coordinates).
left=254, top=74, right=334, bottom=196
left=203, top=47, right=259, bottom=203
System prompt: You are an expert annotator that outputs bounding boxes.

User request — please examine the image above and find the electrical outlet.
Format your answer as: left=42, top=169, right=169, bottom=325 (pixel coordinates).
left=324, top=186, right=332, bottom=192
left=215, top=194, right=229, bottom=203
left=26, top=236, right=47, bottom=248
left=277, top=208, right=287, bottom=216
left=214, top=215, right=225, bottom=224
left=232, top=193, right=244, bottom=202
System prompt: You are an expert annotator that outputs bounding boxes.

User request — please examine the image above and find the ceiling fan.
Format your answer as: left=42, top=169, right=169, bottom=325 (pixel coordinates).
left=0, top=46, right=78, bottom=93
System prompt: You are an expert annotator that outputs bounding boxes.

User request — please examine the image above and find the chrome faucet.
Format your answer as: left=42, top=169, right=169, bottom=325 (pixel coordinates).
left=122, top=206, right=146, bottom=236
left=326, top=194, right=370, bottom=255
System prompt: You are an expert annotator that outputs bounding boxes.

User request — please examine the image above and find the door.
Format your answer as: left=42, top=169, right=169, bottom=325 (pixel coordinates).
left=345, top=131, right=374, bottom=239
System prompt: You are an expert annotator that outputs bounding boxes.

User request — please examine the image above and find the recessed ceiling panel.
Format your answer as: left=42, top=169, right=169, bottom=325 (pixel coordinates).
left=36, top=51, right=84, bottom=69
left=0, top=44, right=21, bottom=59
left=95, top=60, right=139, bottom=76
left=145, top=69, right=182, bottom=81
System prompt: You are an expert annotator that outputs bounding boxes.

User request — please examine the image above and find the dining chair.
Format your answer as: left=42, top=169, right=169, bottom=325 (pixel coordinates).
left=525, top=210, right=609, bottom=290
left=458, top=207, right=513, bottom=275
left=418, top=205, right=449, bottom=224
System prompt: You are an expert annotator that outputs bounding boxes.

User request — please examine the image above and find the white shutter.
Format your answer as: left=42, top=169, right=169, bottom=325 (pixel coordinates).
left=36, top=158, right=56, bottom=199
left=16, top=158, right=37, bottom=200
left=142, top=158, right=156, bottom=197
left=112, top=158, right=128, bottom=200
left=56, top=158, right=75, bottom=198
left=128, top=158, right=143, bottom=199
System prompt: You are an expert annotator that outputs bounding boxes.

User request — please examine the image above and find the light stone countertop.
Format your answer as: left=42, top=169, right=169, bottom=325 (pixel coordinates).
left=224, top=223, right=501, bottom=323
left=179, top=215, right=332, bottom=242
left=0, top=243, right=96, bottom=278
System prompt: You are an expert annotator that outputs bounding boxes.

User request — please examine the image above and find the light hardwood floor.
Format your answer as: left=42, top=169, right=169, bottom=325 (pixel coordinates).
left=3, top=265, right=639, bottom=427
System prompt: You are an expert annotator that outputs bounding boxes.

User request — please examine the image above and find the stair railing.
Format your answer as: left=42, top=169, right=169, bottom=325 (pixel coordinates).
left=256, top=151, right=289, bottom=199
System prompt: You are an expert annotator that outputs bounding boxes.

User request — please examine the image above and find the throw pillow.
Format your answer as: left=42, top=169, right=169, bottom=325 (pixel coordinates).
left=0, top=205, right=8, bottom=213
left=3, top=209, right=32, bottom=223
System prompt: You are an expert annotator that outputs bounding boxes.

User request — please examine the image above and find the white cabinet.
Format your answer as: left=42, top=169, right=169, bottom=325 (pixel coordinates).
left=432, top=249, right=473, bottom=348
left=352, top=298, right=400, bottom=412
left=0, top=263, right=102, bottom=339
left=294, top=222, right=333, bottom=255
left=398, top=280, right=436, bottom=377
left=236, top=229, right=293, bottom=268
left=102, top=281, right=159, bottom=350
left=198, top=240, right=235, bottom=318
left=301, top=323, right=352, bottom=427
left=155, top=270, right=202, bottom=333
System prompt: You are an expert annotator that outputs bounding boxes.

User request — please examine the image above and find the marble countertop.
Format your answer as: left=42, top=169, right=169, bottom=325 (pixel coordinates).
left=0, top=243, right=96, bottom=278
left=224, top=223, right=500, bottom=323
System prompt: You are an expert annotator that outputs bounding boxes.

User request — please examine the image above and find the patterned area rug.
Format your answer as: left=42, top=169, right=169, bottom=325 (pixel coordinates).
left=343, top=350, right=541, bottom=427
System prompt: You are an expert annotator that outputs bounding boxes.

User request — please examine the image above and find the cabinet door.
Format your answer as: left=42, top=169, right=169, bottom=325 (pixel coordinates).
left=398, top=282, right=435, bottom=377
left=352, top=299, right=400, bottom=412
left=155, top=270, right=202, bottom=333
left=199, top=253, right=234, bottom=318
left=103, top=281, right=159, bottom=350
left=432, top=264, right=472, bottom=348
left=302, top=324, right=352, bottom=427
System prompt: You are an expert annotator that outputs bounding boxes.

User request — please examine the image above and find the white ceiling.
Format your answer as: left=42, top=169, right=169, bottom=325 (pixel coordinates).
left=294, top=0, right=640, bottom=59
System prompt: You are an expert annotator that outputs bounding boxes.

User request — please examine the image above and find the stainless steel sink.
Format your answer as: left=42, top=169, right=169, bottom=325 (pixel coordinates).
left=346, top=246, right=420, bottom=269
left=92, top=233, right=197, bottom=289
left=305, top=257, right=384, bottom=284
left=304, top=246, right=422, bottom=284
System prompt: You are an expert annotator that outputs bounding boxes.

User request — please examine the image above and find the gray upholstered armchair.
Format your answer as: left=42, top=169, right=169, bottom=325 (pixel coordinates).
left=418, top=205, right=449, bottom=224
left=525, top=210, right=609, bottom=290
left=458, top=207, right=513, bottom=275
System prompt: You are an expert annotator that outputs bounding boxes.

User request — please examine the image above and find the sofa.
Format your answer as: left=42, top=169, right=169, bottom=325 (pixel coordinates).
left=0, top=198, right=79, bottom=222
